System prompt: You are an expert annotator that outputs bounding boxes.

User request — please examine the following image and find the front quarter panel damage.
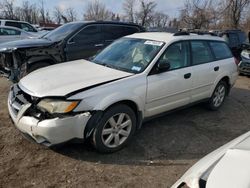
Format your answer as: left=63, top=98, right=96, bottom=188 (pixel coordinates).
left=0, top=41, right=64, bottom=82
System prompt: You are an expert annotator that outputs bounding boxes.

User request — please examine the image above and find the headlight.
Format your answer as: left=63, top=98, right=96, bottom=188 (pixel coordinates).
left=37, top=99, right=80, bottom=114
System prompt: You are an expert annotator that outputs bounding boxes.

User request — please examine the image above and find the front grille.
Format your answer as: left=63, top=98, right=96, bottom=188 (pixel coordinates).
left=9, top=84, right=32, bottom=116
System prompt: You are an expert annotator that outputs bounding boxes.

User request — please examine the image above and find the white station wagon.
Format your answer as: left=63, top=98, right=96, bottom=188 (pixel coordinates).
left=8, top=32, right=238, bottom=153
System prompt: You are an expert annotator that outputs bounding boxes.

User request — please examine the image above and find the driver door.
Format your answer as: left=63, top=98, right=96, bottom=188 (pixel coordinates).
left=145, top=41, right=193, bottom=117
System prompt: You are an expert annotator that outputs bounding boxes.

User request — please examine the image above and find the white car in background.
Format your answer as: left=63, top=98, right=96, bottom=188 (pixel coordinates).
left=172, top=131, right=250, bottom=188
left=0, top=19, right=39, bottom=34
left=8, top=32, right=238, bottom=153
left=0, top=26, right=35, bottom=43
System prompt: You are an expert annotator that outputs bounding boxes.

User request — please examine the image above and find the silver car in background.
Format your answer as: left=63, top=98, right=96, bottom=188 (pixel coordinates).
left=0, top=26, right=35, bottom=43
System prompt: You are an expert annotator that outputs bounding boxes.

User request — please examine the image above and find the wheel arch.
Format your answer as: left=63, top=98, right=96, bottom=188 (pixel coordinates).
left=84, top=99, right=143, bottom=139
left=211, top=75, right=231, bottom=97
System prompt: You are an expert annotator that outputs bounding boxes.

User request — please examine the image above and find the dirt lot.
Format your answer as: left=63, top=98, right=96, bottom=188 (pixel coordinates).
left=0, top=76, right=250, bottom=188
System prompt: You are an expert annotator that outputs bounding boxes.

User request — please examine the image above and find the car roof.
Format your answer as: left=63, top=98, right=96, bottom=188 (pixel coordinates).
left=68, top=21, right=144, bottom=29
left=126, top=32, right=225, bottom=44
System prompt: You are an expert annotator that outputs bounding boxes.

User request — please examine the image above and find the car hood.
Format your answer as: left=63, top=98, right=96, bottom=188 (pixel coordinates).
left=171, top=131, right=250, bottom=188
left=206, top=149, right=250, bottom=188
left=19, top=59, right=133, bottom=98
left=0, top=38, right=54, bottom=51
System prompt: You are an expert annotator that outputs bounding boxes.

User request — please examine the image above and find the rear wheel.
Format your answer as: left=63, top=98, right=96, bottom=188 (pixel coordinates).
left=91, top=104, right=136, bottom=153
left=207, top=81, right=227, bottom=110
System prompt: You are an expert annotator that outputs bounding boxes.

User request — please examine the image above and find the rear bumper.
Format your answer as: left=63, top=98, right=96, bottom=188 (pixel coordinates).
left=8, top=90, right=91, bottom=146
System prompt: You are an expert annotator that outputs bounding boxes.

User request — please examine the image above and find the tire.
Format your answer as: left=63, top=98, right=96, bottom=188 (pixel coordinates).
left=91, top=104, right=136, bottom=153
left=28, top=62, right=51, bottom=74
left=207, top=81, right=228, bottom=111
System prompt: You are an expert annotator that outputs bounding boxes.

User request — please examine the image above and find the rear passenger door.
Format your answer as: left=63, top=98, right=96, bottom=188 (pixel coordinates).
left=190, top=40, right=216, bottom=102
left=65, top=25, right=103, bottom=61
left=101, top=25, right=139, bottom=47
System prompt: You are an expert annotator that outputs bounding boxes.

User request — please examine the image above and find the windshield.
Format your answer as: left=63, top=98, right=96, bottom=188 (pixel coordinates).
left=42, top=22, right=83, bottom=41
left=93, top=38, right=164, bottom=73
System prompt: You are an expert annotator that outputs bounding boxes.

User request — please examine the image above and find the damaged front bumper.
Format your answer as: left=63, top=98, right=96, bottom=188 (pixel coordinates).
left=8, top=86, right=91, bottom=146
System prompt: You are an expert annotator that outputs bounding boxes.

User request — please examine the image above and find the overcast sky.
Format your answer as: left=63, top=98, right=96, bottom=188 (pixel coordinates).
left=15, top=0, right=184, bottom=18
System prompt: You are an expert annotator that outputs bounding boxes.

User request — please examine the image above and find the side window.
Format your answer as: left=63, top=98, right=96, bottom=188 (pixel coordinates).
left=158, top=41, right=190, bottom=71
left=5, top=21, right=21, bottom=29
left=71, top=25, right=101, bottom=44
left=102, top=25, right=125, bottom=40
left=191, top=41, right=213, bottom=65
left=0, top=28, right=21, bottom=35
left=20, top=23, right=36, bottom=32
left=102, top=25, right=139, bottom=41
left=209, top=42, right=233, bottom=60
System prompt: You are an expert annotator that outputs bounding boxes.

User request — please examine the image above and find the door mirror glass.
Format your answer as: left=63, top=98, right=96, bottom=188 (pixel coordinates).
left=157, top=60, right=170, bottom=73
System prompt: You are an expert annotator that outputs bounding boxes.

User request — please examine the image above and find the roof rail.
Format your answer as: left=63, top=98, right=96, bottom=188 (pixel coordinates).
left=174, top=30, right=218, bottom=37
left=173, top=31, right=190, bottom=36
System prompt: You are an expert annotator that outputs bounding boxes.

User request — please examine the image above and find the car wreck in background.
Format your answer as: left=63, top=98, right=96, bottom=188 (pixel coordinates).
left=0, top=21, right=144, bottom=82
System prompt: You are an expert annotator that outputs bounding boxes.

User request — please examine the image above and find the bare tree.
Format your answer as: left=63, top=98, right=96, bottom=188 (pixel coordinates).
left=84, top=0, right=112, bottom=21
left=53, top=6, right=62, bottom=24
left=65, top=7, right=77, bottom=22
left=219, top=0, right=250, bottom=29
left=39, top=0, right=46, bottom=23
left=136, top=0, right=157, bottom=27
left=151, top=12, right=169, bottom=27
left=0, top=0, right=15, bottom=19
left=123, top=0, right=136, bottom=22
left=179, top=0, right=216, bottom=29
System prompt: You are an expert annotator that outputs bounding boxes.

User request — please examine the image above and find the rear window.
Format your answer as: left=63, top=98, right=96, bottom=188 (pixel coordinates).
left=209, top=42, right=233, bottom=60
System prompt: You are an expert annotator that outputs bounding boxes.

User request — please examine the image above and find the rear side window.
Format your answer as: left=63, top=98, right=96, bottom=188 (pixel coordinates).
left=209, top=42, right=233, bottom=60
left=0, top=28, right=21, bottom=35
left=102, top=25, right=139, bottom=40
left=191, top=41, right=213, bottom=65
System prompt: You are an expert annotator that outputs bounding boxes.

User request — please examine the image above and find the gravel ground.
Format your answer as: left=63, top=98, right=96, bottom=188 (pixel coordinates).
left=0, top=76, right=250, bottom=188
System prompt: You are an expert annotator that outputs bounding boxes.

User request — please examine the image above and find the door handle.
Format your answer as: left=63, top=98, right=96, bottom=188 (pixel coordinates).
left=214, top=66, right=219, bottom=71
left=184, top=73, right=191, bottom=79
left=95, top=44, right=104, bottom=47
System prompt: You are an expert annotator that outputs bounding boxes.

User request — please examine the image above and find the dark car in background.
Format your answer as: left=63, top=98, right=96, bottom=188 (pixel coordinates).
left=218, top=30, right=247, bottom=60
left=0, top=21, right=144, bottom=82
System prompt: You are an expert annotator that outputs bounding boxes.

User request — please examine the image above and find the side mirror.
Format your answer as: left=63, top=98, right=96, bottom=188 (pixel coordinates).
left=157, top=60, right=170, bottom=73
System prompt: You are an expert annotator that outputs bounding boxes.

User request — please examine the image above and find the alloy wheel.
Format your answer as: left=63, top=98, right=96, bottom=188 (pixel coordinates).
left=101, top=113, right=132, bottom=148
left=213, top=84, right=226, bottom=107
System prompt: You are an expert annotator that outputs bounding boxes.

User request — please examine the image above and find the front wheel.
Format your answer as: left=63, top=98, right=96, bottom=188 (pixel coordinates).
left=91, top=104, right=136, bottom=153
left=207, top=81, right=228, bottom=110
